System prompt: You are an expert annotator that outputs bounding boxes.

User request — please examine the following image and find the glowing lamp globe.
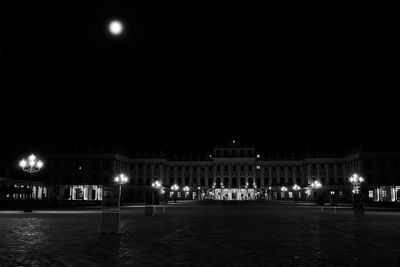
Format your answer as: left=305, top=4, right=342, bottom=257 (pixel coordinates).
left=109, top=20, right=123, bottom=35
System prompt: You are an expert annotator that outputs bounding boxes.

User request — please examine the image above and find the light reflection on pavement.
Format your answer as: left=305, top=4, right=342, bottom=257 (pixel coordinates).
left=0, top=201, right=399, bottom=266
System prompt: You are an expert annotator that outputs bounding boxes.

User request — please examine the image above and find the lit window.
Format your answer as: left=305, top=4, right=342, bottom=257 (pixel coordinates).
left=339, top=191, right=344, bottom=197
left=382, top=190, right=387, bottom=197
left=281, top=192, right=285, bottom=198
left=289, top=192, right=293, bottom=198
left=256, top=166, right=261, bottom=170
left=298, top=192, right=301, bottom=198
left=368, top=190, right=373, bottom=198
left=177, top=192, right=181, bottom=198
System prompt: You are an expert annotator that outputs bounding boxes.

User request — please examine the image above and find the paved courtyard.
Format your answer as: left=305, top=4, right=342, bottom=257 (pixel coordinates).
left=0, top=201, right=400, bottom=266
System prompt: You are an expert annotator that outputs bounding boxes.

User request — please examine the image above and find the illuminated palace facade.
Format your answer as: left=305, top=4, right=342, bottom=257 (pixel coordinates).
left=44, top=143, right=400, bottom=203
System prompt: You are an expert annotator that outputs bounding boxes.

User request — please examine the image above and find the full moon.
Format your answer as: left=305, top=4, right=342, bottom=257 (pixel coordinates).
left=109, top=20, right=123, bottom=35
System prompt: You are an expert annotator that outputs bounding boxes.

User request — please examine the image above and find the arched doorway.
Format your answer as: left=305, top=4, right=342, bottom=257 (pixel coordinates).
left=216, top=177, right=221, bottom=188
left=232, top=177, right=238, bottom=187
left=248, top=177, right=253, bottom=188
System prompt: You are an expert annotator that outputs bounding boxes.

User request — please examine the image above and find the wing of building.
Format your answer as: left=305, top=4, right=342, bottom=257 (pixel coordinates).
left=2, top=142, right=400, bottom=204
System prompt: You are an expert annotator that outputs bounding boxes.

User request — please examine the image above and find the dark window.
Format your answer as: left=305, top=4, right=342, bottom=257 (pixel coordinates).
left=216, top=177, right=222, bottom=187
left=241, top=165, right=244, bottom=171
left=233, top=166, right=237, bottom=171
left=185, top=177, right=190, bottom=185
left=217, top=165, right=220, bottom=171
left=232, top=177, right=238, bottom=187
left=224, top=165, right=228, bottom=171
left=200, top=178, right=205, bottom=186
left=240, top=177, right=245, bottom=186
left=321, top=164, right=325, bottom=169
left=208, top=178, right=213, bottom=186
left=169, top=178, right=174, bottom=185
left=223, top=177, right=229, bottom=186
left=249, top=165, right=253, bottom=172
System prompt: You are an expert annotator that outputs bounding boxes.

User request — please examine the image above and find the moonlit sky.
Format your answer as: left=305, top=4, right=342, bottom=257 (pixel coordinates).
left=1, top=2, right=398, bottom=171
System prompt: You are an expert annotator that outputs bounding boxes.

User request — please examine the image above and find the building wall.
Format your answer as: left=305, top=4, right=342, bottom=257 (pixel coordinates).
left=43, top=147, right=400, bottom=202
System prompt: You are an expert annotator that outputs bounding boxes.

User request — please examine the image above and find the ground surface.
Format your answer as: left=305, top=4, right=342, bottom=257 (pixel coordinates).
left=0, top=201, right=400, bottom=266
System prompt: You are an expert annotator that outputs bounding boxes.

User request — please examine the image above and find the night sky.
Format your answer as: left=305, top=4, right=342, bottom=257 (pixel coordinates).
left=1, top=2, right=398, bottom=170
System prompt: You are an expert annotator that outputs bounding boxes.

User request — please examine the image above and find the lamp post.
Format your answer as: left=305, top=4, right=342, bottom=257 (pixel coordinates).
left=151, top=180, right=162, bottom=205
left=183, top=186, right=190, bottom=200
left=19, top=154, right=44, bottom=212
left=171, top=184, right=179, bottom=202
left=100, top=173, right=128, bottom=234
left=311, top=180, right=322, bottom=205
left=293, top=184, right=300, bottom=202
left=114, top=173, right=128, bottom=207
left=349, top=173, right=364, bottom=194
left=281, top=186, right=288, bottom=200
left=349, top=173, right=365, bottom=217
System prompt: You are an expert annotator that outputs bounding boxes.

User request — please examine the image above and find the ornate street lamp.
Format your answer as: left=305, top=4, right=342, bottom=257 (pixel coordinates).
left=151, top=180, right=162, bottom=205
left=183, top=186, right=190, bottom=199
left=281, top=186, right=288, bottom=200
left=172, top=184, right=179, bottom=202
left=349, top=173, right=364, bottom=194
left=349, top=173, right=365, bottom=216
left=311, top=180, right=323, bottom=204
left=19, top=154, right=44, bottom=212
left=293, top=184, right=300, bottom=202
left=311, top=181, right=322, bottom=189
left=114, top=173, right=128, bottom=207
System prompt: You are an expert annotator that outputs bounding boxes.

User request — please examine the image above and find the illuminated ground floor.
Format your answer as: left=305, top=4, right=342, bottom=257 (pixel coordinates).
left=48, top=185, right=103, bottom=201
left=0, top=177, right=48, bottom=200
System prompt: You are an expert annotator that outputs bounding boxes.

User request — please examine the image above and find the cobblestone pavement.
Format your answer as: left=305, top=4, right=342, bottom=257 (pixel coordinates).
left=1, top=201, right=400, bottom=266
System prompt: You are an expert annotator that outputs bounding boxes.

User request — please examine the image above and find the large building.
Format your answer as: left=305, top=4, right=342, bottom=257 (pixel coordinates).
left=35, top=142, right=400, bottom=204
